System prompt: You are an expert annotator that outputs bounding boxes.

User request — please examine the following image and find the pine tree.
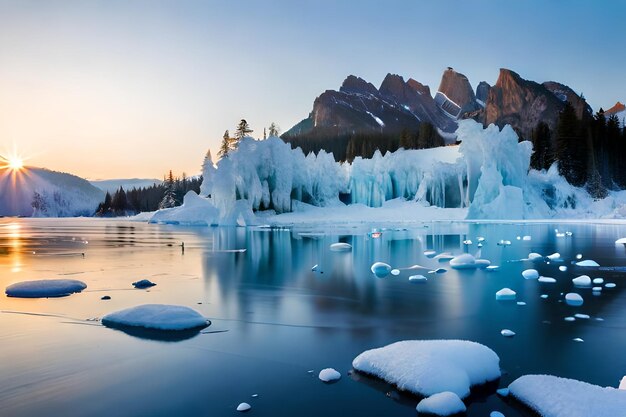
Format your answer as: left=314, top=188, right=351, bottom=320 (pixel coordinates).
left=218, top=130, right=232, bottom=159
left=111, top=187, right=128, bottom=214
left=233, top=119, right=253, bottom=149
left=555, top=102, right=587, bottom=186
left=530, top=121, right=552, bottom=170
left=159, top=170, right=177, bottom=209
left=263, top=127, right=267, bottom=140
left=268, top=122, right=280, bottom=137
left=399, top=128, right=412, bottom=149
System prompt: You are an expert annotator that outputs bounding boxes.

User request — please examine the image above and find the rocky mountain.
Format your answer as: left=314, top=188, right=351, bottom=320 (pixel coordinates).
left=475, top=81, right=491, bottom=104
left=606, top=101, right=625, bottom=127
left=484, top=69, right=591, bottom=139
left=435, top=67, right=482, bottom=116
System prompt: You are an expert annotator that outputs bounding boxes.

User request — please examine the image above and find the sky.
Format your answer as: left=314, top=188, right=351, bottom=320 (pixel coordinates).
left=0, top=0, right=624, bottom=180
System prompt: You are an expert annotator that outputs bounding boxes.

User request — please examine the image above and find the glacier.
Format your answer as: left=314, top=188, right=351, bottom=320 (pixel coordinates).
left=150, top=119, right=626, bottom=225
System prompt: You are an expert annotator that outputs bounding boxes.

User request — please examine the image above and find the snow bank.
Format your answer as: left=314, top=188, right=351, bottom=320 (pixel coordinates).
left=352, top=340, right=500, bottom=399
left=5, top=279, right=87, bottom=298
left=102, top=304, right=209, bottom=331
left=416, top=391, right=466, bottom=416
left=509, top=374, right=626, bottom=417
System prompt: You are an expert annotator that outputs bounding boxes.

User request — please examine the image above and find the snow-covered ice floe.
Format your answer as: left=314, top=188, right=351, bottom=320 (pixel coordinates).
left=5, top=279, right=87, bottom=298
left=509, top=374, right=626, bottom=417
left=565, top=293, right=584, bottom=307
left=318, top=368, right=341, bottom=383
left=102, top=304, right=210, bottom=333
left=352, top=340, right=500, bottom=399
left=575, top=260, right=600, bottom=267
left=496, top=288, right=516, bottom=301
left=522, top=269, right=539, bottom=279
left=449, top=253, right=490, bottom=269
left=416, top=391, right=466, bottom=416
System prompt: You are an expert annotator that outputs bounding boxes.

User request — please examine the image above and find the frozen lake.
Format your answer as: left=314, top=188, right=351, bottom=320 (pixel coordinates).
left=1, top=218, right=625, bottom=416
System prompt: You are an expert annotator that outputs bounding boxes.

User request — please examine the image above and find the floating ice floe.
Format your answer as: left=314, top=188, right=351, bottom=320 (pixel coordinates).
left=528, top=252, right=543, bottom=261
left=390, top=269, right=400, bottom=276
left=547, top=253, right=561, bottom=260
left=236, top=403, right=251, bottom=412
left=132, top=279, right=156, bottom=289
left=605, top=283, right=616, bottom=288
left=564, top=317, right=575, bottom=322
left=424, top=250, right=437, bottom=257
left=593, top=278, right=604, bottom=284
left=540, top=294, right=549, bottom=299
left=415, top=391, right=466, bottom=416
left=509, top=374, right=626, bottom=417
left=428, top=268, right=447, bottom=274
left=574, top=314, right=590, bottom=319
left=565, top=293, right=584, bottom=307
left=517, top=301, right=526, bottom=306
left=496, top=388, right=509, bottom=397
left=463, top=239, right=473, bottom=245
left=522, top=269, right=539, bottom=279
left=501, top=329, right=516, bottom=337
left=318, top=368, right=341, bottom=382
left=615, top=238, right=626, bottom=245
left=522, top=235, right=532, bottom=241
left=573, top=338, right=584, bottom=343
left=538, top=276, right=556, bottom=283
left=409, top=275, right=428, bottom=283
left=576, top=260, right=600, bottom=267
left=576, top=254, right=583, bottom=260
left=352, top=340, right=500, bottom=399
left=490, top=412, right=505, bottom=417
left=477, top=243, right=483, bottom=247
left=435, top=252, right=455, bottom=262
left=477, top=237, right=485, bottom=242
left=449, top=254, right=490, bottom=269
left=572, top=275, right=592, bottom=287
left=5, top=279, right=87, bottom=298
left=102, top=304, right=210, bottom=331
left=496, top=288, right=516, bottom=301
left=592, top=287, right=603, bottom=292
left=371, top=262, right=392, bottom=278
left=559, top=266, right=568, bottom=272
left=330, top=242, right=352, bottom=252
left=497, top=240, right=512, bottom=246
left=486, top=265, right=500, bottom=271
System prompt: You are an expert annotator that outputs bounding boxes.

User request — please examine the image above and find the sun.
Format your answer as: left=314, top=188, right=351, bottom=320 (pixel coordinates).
left=8, top=157, right=23, bottom=170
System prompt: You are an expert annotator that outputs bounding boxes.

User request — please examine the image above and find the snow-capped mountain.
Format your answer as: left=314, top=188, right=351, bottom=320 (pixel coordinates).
left=0, top=166, right=104, bottom=217
left=90, top=178, right=162, bottom=194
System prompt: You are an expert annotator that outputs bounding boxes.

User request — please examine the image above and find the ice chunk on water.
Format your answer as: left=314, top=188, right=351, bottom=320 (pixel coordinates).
left=330, top=242, right=352, bottom=252
left=593, top=278, right=604, bottom=284
left=573, top=338, right=584, bottom=342
left=450, top=254, right=490, bottom=269
left=572, top=275, right=592, bottom=287
left=509, top=374, right=626, bottom=417
left=496, top=288, right=516, bottom=301
left=547, top=252, right=560, bottom=260
left=424, top=250, right=437, bottom=257
left=565, top=293, right=584, bottom=306
left=390, top=269, right=400, bottom=276
left=490, top=412, right=505, bottom=417
left=409, top=275, right=428, bottom=283
left=352, top=339, right=500, bottom=399
left=559, top=266, right=568, bottom=272
left=576, top=260, right=600, bottom=267
left=592, top=286, right=603, bottom=292
left=605, top=283, right=616, bottom=288
left=102, top=304, right=210, bottom=331
left=463, top=239, right=473, bottom=245
left=497, top=240, right=512, bottom=246
left=435, top=253, right=455, bottom=262
left=574, top=314, right=590, bottom=319
left=540, top=294, right=549, bottom=299
left=318, top=368, right=341, bottom=382
left=496, top=388, right=509, bottom=396
left=523, top=235, right=532, bottom=241
left=522, top=269, right=539, bottom=279
left=528, top=252, right=543, bottom=260
left=517, top=301, right=527, bottom=306
left=5, top=279, right=87, bottom=298
left=538, top=276, right=556, bottom=283
left=564, top=317, right=575, bottom=322
left=236, top=403, right=251, bottom=412
left=371, top=262, right=392, bottom=278
left=486, top=265, right=500, bottom=271
left=615, top=238, right=626, bottom=245
left=576, top=254, right=583, bottom=260
left=501, top=329, right=516, bottom=337
left=416, top=391, right=466, bottom=416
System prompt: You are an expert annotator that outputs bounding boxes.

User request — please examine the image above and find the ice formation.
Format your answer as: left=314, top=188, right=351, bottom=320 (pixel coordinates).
left=509, top=374, right=626, bottom=417
left=575, top=260, right=600, bottom=267
left=565, top=293, right=584, bottom=306
left=522, top=269, right=539, bottom=279
left=496, top=288, right=516, bottom=301
left=538, top=276, right=557, bottom=283
left=5, top=279, right=87, bottom=298
left=330, top=242, right=352, bottom=252
left=149, top=119, right=626, bottom=225
left=352, top=340, right=500, bottom=399
left=409, top=275, right=428, bottom=283
left=415, top=391, right=466, bottom=416
left=318, top=368, right=341, bottom=382
left=501, top=329, right=516, bottom=337
left=449, top=253, right=490, bottom=269
left=102, top=304, right=210, bottom=331
left=572, top=275, right=592, bottom=287
left=236, top=403, right=251, bottom=412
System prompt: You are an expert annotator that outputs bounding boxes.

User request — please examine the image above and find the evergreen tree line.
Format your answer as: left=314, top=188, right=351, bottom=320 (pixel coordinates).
left=218, top=119, right=280, bottom=159
left=530, top=101, right=626, bottom=198
left=95, top=171, right=201, bottom=216
left=282, top=121, right=445, bottom=163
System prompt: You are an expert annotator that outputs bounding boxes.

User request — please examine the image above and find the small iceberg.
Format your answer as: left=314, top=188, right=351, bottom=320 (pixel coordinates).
left=450, top=254, right=490, bottom=270
left=416, top=391, right=466, bottom=416
left=497, top=240, right=512, bottom=246
left=424, top=250, right=437, bottom=257
left=509, top=374, right=626, bottom=417
left=236, top=403, right=251, bottom=412
left=496, top=288, right=516, bottom=301
left=102, top=304, right=210, bottom=341
left=434, top=252, right=455, bottom=262
left=528, top=252, right=543, bottom=261
left=496, top=388, right=509, bottom=397
left=409, top=275, right=428, bottom=283
left=572, top=275, right=592, bottom=287
left=547, top=252, right=561, bottom=260
left=318, top=368, right=341, bottom=382
left=371, top=262, right=392, bottom=278
left=486, top=265, right=500, bottom=271
left=565, top=293, right=584, bottom=307
left=559, top=266, right=568, bottom=272
left=501, top=329, right=516, bottom=337
left=133, top=279, right=156, bottom=289
left=574, top=314, right=590, bottom=319
left=605, top=283, right=617, bottom=288
left=330, top=242, right=352, bottom=252
left=5, top=279, right=87, bottom=298
left=390, top=269, right=400, bottom=276
left=573, top=338, right=584, bottom=342
left=593, top=278, right=604, bottom=284
left=463, top=239, right=473, bottom=245
left=576, top=260, right=600, bottom=267
left=538, top=276, right=556, bottom=283
left=522, top=269, right=539, bottom=279
left=522, top=235, right=532, bottom=241
left=352, top=340, right=500, bottom=399
left=615, top=238, right=626, bottom=245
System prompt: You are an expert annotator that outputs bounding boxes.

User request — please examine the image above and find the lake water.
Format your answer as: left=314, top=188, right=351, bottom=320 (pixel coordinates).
left=1, top=218, right=625, bottom=416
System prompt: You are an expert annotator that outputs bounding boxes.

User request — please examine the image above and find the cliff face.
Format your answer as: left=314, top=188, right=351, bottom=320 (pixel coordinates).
left=485, top=69, right=571, bottom=139
left=542, top=81, right=592, bottom=120
left=436, top=68, right=481, bottom=115
left=475, top=81, right=491, bottom=104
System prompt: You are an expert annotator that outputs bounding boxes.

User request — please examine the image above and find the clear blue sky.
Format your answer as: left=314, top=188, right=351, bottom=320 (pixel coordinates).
left=0, top=0, right=624, bottom=179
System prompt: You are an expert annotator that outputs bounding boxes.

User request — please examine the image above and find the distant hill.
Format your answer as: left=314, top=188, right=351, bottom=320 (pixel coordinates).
left=90, top=178, right=162, bottom=194
left=0, top=166, right=104, bottom=217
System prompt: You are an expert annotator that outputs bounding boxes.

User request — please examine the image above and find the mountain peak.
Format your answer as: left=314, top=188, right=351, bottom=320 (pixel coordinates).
left=339, top=75, right=378, bottom=95
left=606, top=101, right=625, bottom=114
left=436, top=67, right=480, bottom=115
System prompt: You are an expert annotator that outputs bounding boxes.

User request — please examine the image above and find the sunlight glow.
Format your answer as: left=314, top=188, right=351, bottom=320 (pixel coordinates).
left=8, top=157, right=23, bottom=171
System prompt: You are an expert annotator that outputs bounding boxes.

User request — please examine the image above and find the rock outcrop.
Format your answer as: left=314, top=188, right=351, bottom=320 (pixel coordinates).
left=435, top=68, right=482, bottom=116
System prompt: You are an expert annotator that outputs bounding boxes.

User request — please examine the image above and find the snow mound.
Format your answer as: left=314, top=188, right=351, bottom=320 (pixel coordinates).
left=149, top=191, right=222, bottom=226
left=416, top=391, right=466, bottom=416
left=5, top=279, right=87, bottom=298
left=593, top=278, right=604, bottom=284
left=102, top=304, right=209, bottom=331
left=371, top=262, right=392, bottom=278
left=509, top=374, right=626, bottom=417
left=330, top=242, right=352, bottom=252
left=522, top=269, right=539, bottom=279
left=352, top=340, right=500, bottom=399
left=496, top=288, right=516, bottom=301
left=318, top=368, right=341, bottom=382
